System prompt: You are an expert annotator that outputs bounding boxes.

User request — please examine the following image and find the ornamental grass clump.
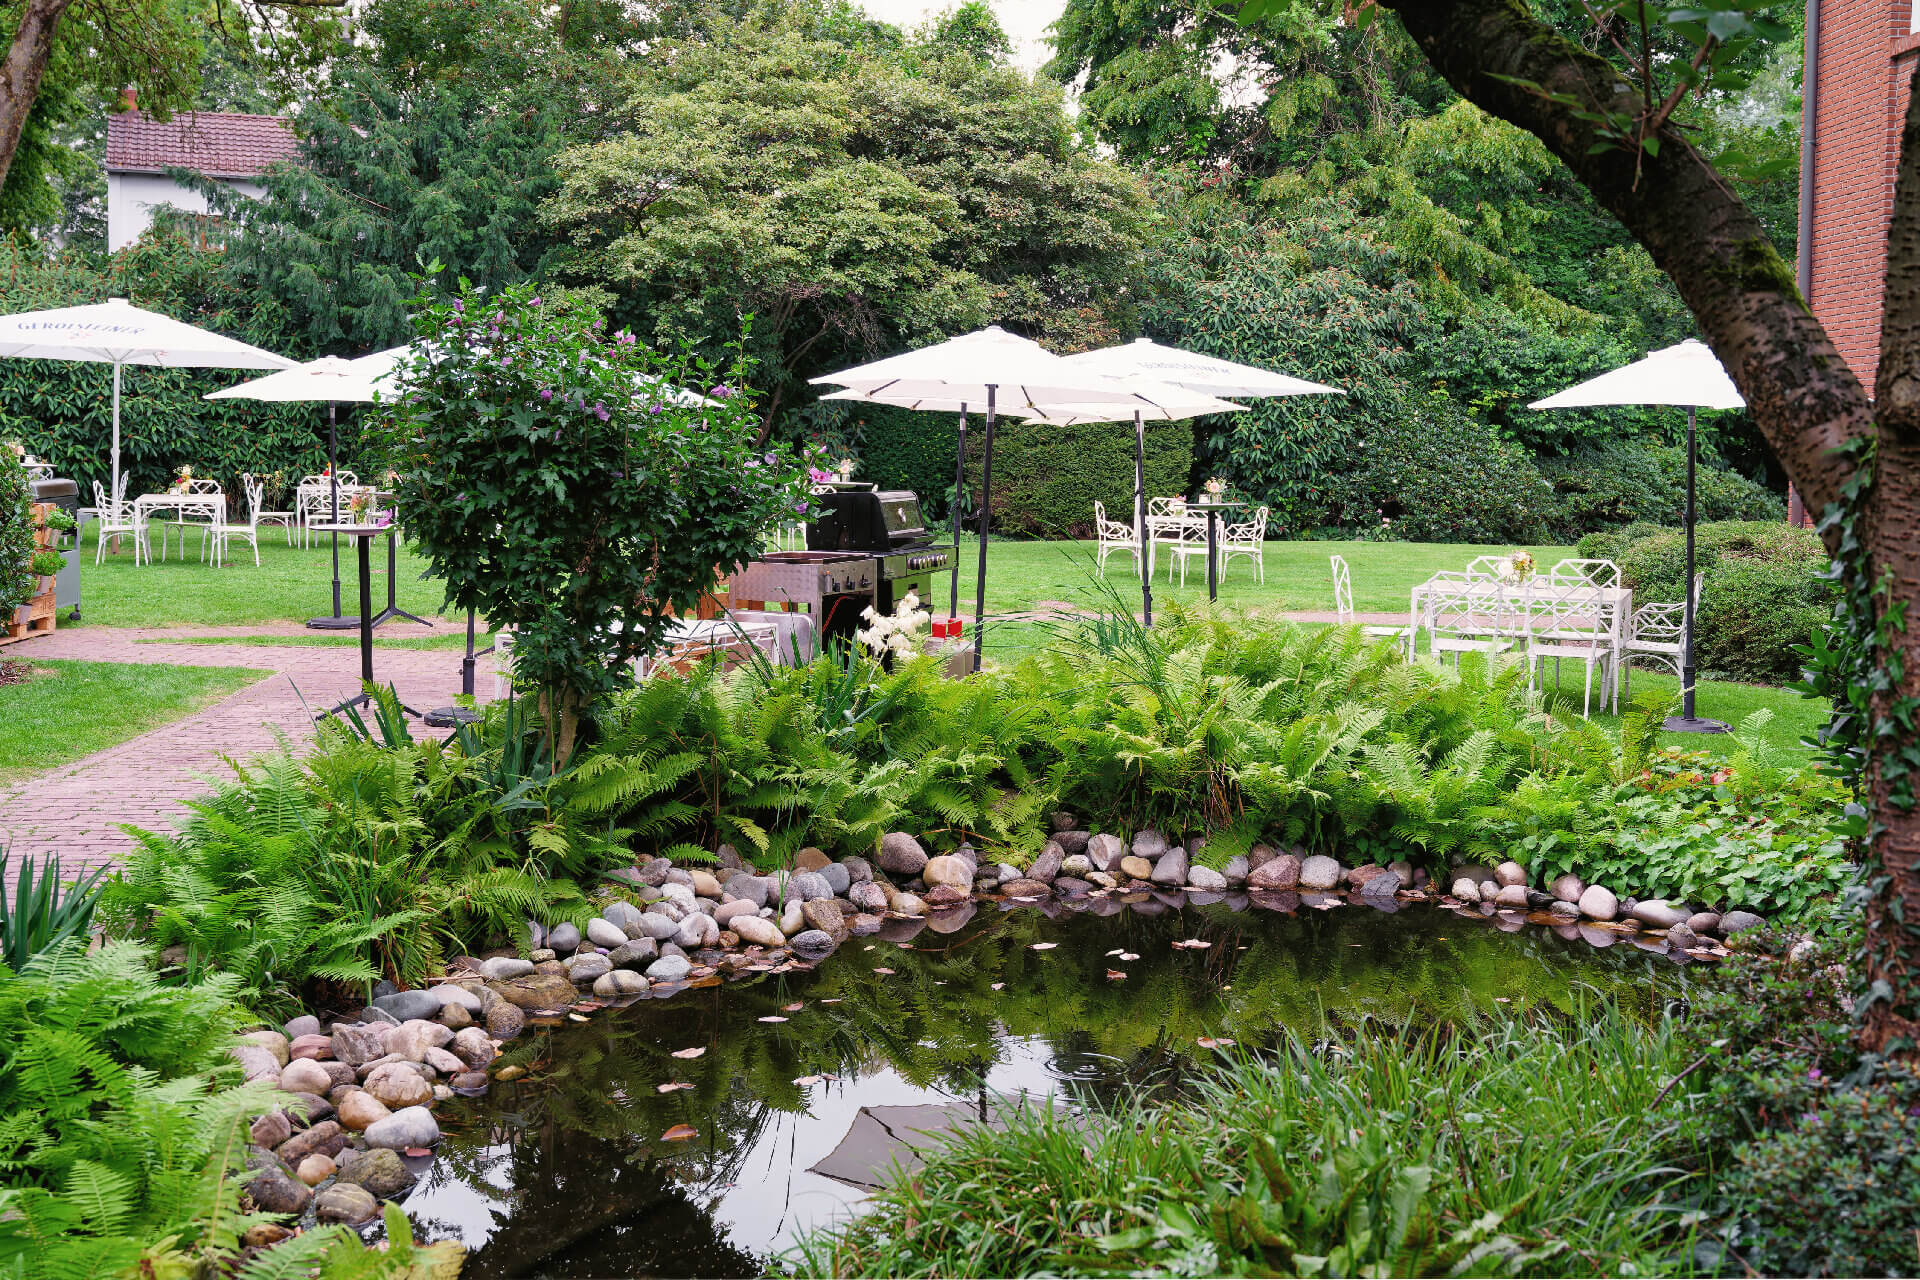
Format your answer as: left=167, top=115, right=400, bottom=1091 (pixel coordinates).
left=370, top=277, right=812, bottom=762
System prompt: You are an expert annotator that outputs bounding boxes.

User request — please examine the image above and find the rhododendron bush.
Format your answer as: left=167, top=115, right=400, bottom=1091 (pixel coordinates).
left=372, top=277, right=810, bottom=758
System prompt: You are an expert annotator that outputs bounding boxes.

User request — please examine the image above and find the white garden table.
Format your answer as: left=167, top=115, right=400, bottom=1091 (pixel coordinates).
left=134, top=491, right=226, bottom=563
left=1408, top=576, right=1634, bottom=712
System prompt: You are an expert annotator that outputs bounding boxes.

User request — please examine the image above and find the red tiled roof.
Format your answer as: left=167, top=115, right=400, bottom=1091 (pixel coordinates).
left=103, top=111, right=299, bottom=180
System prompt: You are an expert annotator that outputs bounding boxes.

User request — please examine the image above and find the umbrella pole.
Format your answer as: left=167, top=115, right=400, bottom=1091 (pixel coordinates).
left=950, top=405, right=967, bottom=619
left=1665, top=404, right=1727, bottom=734
left=110, top=362, right=122, bottom=508
left=971, top=386, right=996, bottom=674
left=307, top=403, right=357, bottom=630
left=1135, top=410, right=1151, bottom=627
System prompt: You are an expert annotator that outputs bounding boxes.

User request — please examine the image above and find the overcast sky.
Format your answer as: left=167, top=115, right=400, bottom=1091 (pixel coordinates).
left=855, top=0, right=1069, bottom=72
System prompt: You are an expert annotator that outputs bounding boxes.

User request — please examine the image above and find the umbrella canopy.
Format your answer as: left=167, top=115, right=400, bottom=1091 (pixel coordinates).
left=205, top=355, right=389, bottom=405
left=1529, top=337, right=1742, bottom=734
left=811, top=325, right=1174, bottom=410
left=1527, top=339, right=1744, bottom=411
left=1062, top=336, right=1344, bottom=399
left=0, top=297, right=296, bottom=505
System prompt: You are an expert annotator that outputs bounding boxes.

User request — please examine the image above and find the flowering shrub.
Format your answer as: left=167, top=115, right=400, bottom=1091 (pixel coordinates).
left=372, top=279, right=811, bottom=758
left=856, top=591, right=929, bottom=661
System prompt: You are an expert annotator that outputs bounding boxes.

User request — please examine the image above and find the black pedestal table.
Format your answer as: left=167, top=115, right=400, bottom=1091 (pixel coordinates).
left=309, top=522, right=420, bottom=721
left=1187, top=500, right=1246, bottom=603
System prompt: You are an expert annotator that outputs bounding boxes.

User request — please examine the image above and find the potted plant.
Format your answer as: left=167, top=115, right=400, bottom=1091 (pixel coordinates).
left=28, top=549, right=61, bottom=595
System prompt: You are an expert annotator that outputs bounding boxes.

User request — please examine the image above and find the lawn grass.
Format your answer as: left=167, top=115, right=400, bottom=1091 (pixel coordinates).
left=73, top=523, right=451, bottom=628
left=0, top=659, right=269, bottom=784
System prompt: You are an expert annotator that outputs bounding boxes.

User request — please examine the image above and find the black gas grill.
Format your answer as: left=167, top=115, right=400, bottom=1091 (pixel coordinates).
left=806, top=486, right=953, bottom=616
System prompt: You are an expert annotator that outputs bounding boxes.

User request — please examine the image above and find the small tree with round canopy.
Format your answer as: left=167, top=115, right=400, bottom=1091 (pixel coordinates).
left=372, top=278, right=810, bottom=761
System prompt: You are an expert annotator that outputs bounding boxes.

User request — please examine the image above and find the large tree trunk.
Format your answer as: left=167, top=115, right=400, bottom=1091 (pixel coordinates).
left=0, top=0, right=74, bottom=196
left=1372, top=0, right=1918, bottom=1054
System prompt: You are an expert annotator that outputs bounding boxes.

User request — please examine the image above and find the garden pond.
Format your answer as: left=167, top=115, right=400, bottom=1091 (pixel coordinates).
left=401, top=898, right=1691, bottom=1277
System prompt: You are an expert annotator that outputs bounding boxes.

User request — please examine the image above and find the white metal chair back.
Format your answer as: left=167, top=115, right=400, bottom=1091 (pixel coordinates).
left=1426, top=578, right=1526, bottom=660
left=1527, top=580, right=1613, bottom=717
left=241, top=476, right=265, bottom=530
left=1330, top=553, right=1356, bottom=624
left=184, top=477, right=222, bottom=495
left=1463, top=555, right=1509, bottom=581
left=1548, top=558, right=1620, bottom=589
left=1092, top=500, right=1142, bottom=579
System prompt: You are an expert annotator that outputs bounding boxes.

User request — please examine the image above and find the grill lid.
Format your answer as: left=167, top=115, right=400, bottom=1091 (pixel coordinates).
left=807, top=486, right=929, bottom=552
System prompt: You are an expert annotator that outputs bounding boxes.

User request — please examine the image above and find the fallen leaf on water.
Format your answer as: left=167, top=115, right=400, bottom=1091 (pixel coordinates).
left=1197, top=1036, right=1237, bottom=1050
left=1106, top=949, right=1125, bottom=957
left=819, top=998, right=842, bottom=1004
left=1105, top=969, right=1127, bottom=981
left=1119, top=952, right=1140, bottom=962
left=567, top=1013, right=590, bottom=1023
left=873, top=967, right=896, bottom=975
left=404, top=1147, right=432, bottom=1158
left=657, top=1082, right=693, bottom=1094
left=1030, top=942, right=1058, bottom=951
left=783, top=1002, right=804, bottom=1012
left=990, top=982, right=1004, bottom=990
left=792, top=1075, right=825, bottom=1086
left=662, top=1124, right=698, bottom=1142
left=759, top=1015, right=788, bottom=1023
left=671, top=1047, right=707, bottom=1060
left=1494, top=996, right=1511, bottom=1003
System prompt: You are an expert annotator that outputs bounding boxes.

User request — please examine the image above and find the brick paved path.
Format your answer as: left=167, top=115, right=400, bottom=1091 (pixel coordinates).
left=0, top=624, right=489, bottom=876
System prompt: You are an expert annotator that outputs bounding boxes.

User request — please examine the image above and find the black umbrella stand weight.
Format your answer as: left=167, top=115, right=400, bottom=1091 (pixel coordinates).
left=970, top=386, right=996, bottom=673
left=1135, top=411, right=1152, bottom=627
left=308, top=403, right=359, bottom=631
left=1664, top=405, right=1728, bottom=734
left=950, top=406, right=967, bottom=620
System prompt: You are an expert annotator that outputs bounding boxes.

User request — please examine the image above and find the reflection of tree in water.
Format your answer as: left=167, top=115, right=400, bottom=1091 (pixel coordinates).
left=423, top=900, right=1681, bottom=1277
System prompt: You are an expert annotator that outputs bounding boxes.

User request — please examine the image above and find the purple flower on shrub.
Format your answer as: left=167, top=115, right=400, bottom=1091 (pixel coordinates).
left=593, top=403, right=610, bottom=421
left=709, top=384, right=733, bottom=399
left=530, top=296, right=543, bottom=306
left=539, top=388, right=553, bottom=402
left=649, top=404, right=662, bottom=415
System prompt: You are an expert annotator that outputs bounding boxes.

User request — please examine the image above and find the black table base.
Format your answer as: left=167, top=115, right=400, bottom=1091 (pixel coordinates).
left=315, top=529, right=420, bottom=723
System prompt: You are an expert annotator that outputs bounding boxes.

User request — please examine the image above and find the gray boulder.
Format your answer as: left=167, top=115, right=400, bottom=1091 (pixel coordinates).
left=1494, top=860, right=1528, bottom=888
left=608, top=939, right=659, bottom=970
left=1298, top=855, right=1342, bottom=891
left=1628, top=899, right=1689, bottom=930
left=1150, top=848, right=1188, bottom=886
left=1247, top=854, right=1300, bottom=891
left=546, top=922, right=582, bottom=954
left=245, top=1149, right=310, bottom=1214
left=1028, top=842, right=1064, bottom=883
left=480, top=956, right=533, bottom=981
left=633, top=912, right=681, bottom=941
left=1578, top=884, right=1619, bottom=922
left=1720, top=909, right=1766, bottom=935
left=724, top=874, right=772, bottom=907
left=586, top=918, right=627, bottom=950
left=1550, top=873, right=1585, bottom=904
left=601, top=899, right=645, bottom=930
left=282, top=1014, right=321, bottom=1041
left=1187, top=865, right=1229, bottom=893
left=818, top=862, right=851, bottom=895
left=645, top=954, right=692, bottom=983
left=1221, top=855, right=1249, bottom=884
left=787, top=871, right=832, bottom=902
left=789, top=929, right=836, bottom=955
left=568, top=953, right=612, bottom=984
left=594, top=970, right=649, bottom=998
left=1132, top=829, right=1170, bottom=861
left=363, top=1105, right=440, bottom=1151
left=878, top=832, right=928, bottom=876
left=334, top=1147, right=416, bottom=1200
left=371, top=990, right=441, bottom=1022
left=842, top=856, right=875, bottom=884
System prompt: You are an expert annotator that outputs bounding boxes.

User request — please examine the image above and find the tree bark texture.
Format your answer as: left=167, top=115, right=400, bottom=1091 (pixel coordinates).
left=0, top=0, right=75, bottom=196
left=1376, top=0, right=1918, bottom=1052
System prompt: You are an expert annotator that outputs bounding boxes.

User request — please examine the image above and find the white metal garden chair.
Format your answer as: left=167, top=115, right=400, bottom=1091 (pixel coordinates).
left=1145, top=496, right=1202, bottom=582
left=1464, top=555, right=1511, bottom=580
left=1425, top=578, right=1525, bottom=666
left=1525, top=581, right=1615, bottom=718
left=1547, top=558, right=1621, bottom=589
left=1331, top=554, right=1414, bottom=655
left=1092, top=500, right=1142, bottom=578
left=243, top=472, right=300, bottom=545
left=1621, top=572, right=1703, bottom=703
left=209, top=477, right=266, bottom=568
left=91, top=480, right=148, bottom=566
left=1217, top=505, right=1269, bottom=582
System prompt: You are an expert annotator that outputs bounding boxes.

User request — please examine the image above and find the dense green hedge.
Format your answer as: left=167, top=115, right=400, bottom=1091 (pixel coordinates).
left=1576, top=521, right=1832, bottom=684
left=960, top=415, right=1194, bottom=539
left=844, top=404, right=963, bottom=522
left=1539, top=441, right=1782, bottom=541
left=0, top=236, right=332, bottom=499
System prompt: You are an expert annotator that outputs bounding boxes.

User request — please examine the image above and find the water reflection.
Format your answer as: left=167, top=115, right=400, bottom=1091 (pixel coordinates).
left=407, top=898, right=1686, bottom=1277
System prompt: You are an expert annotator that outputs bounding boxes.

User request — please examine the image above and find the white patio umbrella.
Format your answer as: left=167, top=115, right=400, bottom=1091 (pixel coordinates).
left=1530, top=338, right=1744, bottom=733
left=208, top=354, right=396, bottom=626
left=1052, top=338, right=1343, bottom=622
left=813, top=326, right=1181, bottom=669
left=0, top=297, right=296, bottom=507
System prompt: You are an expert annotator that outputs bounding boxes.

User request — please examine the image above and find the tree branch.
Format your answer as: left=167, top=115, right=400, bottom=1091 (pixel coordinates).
left=1376, top=0, right=1870, bottom=536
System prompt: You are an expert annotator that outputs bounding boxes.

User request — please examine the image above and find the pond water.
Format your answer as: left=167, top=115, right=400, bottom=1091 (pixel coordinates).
left=402, top=898, right=1689, bottom=1278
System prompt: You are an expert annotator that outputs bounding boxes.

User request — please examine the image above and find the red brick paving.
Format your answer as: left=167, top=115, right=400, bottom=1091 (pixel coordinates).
left=0, top=624, right=490, bottom=876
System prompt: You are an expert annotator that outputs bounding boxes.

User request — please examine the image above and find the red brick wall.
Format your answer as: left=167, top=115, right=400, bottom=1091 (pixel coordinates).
left=1806, top=0, right=1919, bottom=389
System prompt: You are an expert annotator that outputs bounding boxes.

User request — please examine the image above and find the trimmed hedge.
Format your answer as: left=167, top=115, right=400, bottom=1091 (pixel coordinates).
left=1322, top=399, right=1557, bottom=543
left=961, top=416, right=1194, bottom=539
left=1539, top=441, right=1782, bottom=541
left=1577, top=521, right=1832, bottom=684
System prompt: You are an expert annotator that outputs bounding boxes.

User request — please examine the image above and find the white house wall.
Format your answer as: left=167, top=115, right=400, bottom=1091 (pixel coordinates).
left=105, top=173, right=265, bottom=251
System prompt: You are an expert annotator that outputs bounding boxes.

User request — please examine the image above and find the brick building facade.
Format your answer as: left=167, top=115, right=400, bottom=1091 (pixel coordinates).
left=1801, top=0, right=1920, bottom=389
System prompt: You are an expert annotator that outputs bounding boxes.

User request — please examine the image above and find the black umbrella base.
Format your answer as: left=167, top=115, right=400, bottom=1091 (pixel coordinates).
left=1663, top=715, right=1730, bottom=734
left=307, top=614, right=361, bottom=630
